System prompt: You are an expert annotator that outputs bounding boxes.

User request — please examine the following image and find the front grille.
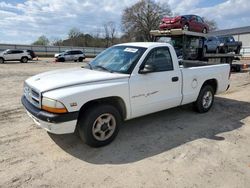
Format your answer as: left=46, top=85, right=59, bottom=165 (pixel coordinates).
left=24, top=83, right=41, bottom=108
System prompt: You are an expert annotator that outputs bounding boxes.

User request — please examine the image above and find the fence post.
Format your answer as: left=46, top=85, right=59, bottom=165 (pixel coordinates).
left=45, top=46, right=47, bottom=57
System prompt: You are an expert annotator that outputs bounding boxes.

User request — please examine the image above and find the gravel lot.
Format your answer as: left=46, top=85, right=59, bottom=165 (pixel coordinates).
left=0, top=60, right=250, bottom=188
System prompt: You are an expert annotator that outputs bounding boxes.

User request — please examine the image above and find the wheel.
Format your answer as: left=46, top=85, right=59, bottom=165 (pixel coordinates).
left=193, top=85, right=214, bottom=113
left=79, top=57, right=83, bottom=62
left=215, top=47, right=219, bottom=54
left=58, top=57, right=65, bottom=62
left=183, top=24, right=189, bottom=31
left=202, top=28, right=207, bottom=33
left=235, top=47, right=241, bottom=54
left=21, top=57, right=28, bottom=63
left=0, top=57, right=4, bottom=64
left=78, top=104, right=121, bottom=147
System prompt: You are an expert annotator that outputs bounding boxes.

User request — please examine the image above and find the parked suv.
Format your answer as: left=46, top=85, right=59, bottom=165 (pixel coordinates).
left=0, top=49, right=32, bottom=63
left=55, top=50, right=85, bottom=62
left=160, top=15, right=209, bottom=33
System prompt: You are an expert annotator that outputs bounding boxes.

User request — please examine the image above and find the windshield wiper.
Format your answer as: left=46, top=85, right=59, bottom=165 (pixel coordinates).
left=81, top=62, right=93, bottom=70
left=94, top=65, right=113, bottom=73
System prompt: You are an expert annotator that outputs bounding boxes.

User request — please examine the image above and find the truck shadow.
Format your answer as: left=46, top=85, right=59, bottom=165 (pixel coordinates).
left=49, top=97, right=250, bottom=164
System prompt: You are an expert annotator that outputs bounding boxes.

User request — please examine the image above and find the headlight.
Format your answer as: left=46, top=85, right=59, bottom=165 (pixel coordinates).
left=219, top=43, right=224, bottom=46
left=42, top=97, right=68, bottom=114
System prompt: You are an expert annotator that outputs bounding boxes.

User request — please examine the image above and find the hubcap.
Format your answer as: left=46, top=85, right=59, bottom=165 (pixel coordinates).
left=183, top=25, right=189, bottom=30
left=92, top=113, right=116, bottom=141
left=202, top=91, right=213, bottom=109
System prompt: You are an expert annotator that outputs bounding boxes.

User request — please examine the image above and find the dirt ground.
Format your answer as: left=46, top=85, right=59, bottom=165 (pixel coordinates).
left=0, top=59, right=250, bottom=188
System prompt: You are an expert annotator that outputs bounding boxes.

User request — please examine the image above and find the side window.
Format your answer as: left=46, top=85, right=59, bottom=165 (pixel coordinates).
left=144, top=47, right=173, bottom=72
left=197, top=16, right=204, bottom=23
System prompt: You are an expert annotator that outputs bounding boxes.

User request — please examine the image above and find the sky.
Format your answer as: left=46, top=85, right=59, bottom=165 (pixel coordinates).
left=0, top=0, right=250, bottom=44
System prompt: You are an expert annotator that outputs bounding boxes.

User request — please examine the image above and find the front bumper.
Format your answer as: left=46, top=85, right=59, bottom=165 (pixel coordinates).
left=21, top=96, right=78, bottom=134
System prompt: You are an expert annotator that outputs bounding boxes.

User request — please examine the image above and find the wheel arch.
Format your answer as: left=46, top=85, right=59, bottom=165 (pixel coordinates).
left=201, top=79, right=218, bottom=94
left=78, top=96, right=127, bottom=121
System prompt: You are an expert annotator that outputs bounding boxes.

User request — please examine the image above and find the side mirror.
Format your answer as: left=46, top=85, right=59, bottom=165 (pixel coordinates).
left=139, top=64, right=155, bottom=74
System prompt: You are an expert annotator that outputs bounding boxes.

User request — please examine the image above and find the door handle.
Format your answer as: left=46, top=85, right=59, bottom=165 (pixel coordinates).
left=172, top=76, right=179, bottom=82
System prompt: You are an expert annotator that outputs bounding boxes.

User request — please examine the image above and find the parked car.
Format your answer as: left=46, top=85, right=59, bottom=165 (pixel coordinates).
left=55, top=50, right=85, bottom=62
left=217, top=36, right=242, bottom=54
left=22, top=42, right=230, bottom=147
left=0, top=49, right=32, bottom=63
left=160, top=15, right=209, bottom=33
left=204, top=36, right=221, bottom=53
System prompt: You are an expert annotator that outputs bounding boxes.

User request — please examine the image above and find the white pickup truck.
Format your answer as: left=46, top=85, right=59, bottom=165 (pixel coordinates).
left=22, top=42, right=230, bottom=147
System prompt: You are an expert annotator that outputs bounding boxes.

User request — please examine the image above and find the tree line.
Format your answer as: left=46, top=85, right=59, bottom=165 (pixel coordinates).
left=32, top=0, right=217, bottom=48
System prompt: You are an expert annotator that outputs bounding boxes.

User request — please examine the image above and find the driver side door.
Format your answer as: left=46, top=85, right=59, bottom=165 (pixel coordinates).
left=129, top=47, right=182, bottom=118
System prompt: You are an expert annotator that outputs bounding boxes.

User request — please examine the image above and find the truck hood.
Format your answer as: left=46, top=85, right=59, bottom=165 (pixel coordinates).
left=25, top=67, right=130, bottom=92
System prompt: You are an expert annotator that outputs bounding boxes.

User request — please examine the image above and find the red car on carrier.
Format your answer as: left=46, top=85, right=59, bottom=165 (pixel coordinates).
left=159, top=15, right=209, bottom=33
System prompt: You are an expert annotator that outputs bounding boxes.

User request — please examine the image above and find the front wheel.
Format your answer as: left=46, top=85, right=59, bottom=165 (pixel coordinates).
left=193, top=85, right=214, bottom=113
left=0, top=58, right=4, bottom=64
left=78, top=104, right=121, bottom=147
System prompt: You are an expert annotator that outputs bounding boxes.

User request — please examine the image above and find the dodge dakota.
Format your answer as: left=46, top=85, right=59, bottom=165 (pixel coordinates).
left=22, top=42, right=230, bottom=147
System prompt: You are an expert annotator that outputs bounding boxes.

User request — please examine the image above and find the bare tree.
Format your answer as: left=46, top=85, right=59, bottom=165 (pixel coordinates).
left=202, top=17, right=218, bottom=31
left=103, top=21, right=116, bottom=47
left=122, top=0, right=172, bottom=41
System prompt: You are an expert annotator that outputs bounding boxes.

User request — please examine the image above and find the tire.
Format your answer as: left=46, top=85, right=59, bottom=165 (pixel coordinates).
left=202, top=28, right=207, bottom=34
left=193, top=85, right=215, bottom=113
left=235, top=47, right=241, bottom=54
left=78, top=104, right=121, bottom=147
left=21, top=57, right=28, bottom=63
left=0, top=57, right=4, bottom=64
left=79, top=57, right=83, bottom=62
left=183, top=24, right=189, bottom=31
left=58, top=57, right=65, bottom=62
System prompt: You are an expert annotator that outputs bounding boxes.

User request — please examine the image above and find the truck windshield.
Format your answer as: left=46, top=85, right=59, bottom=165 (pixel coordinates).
left=90, top=46, right=146, bottom=74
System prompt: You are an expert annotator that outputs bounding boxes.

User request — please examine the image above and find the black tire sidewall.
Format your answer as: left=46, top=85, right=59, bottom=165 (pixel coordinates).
left=21, top=57, right=28, bottom=63
left=79, top=57, right=83, bottom=62
left=194, top=85, right=215, bottom=113
left=78, top=104, right=121, bottom=147
left=0, top=58, right=4, bottom=64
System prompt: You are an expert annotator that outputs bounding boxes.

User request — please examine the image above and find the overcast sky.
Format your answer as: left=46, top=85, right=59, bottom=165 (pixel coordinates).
left=0, top=0, right=249, bottom=44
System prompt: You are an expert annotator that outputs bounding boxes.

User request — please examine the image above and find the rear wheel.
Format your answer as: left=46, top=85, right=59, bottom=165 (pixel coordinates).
left=21, top=57, right=28, bottom=63
left=183, top=24, right=189, bottom=31
left=0, top=57, right=4, bottom=64
left=193, top=85, right=214, bottom=113
left=78, top=104, right=121, bottom=147
left=79, top=57, right=83, bottom=62
left=202, top=28, right=207, bottom=33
